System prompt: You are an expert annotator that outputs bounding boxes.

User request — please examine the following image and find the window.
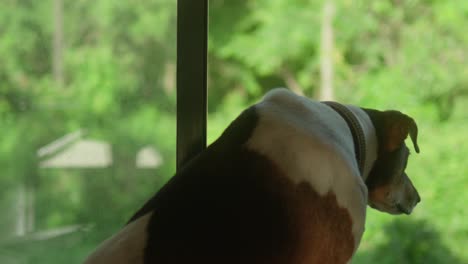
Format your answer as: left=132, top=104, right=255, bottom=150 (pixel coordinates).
left=0, top=1, right=178, bottom=262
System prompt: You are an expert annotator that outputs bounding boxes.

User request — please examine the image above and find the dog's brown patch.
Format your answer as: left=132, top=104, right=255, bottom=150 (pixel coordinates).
left=368, top=184, right=391, bottom=206
left=289, top=183, right=355, bottom=264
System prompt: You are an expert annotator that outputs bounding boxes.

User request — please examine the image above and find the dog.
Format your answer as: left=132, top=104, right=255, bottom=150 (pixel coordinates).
left=84, top=88, right=421, bottom=264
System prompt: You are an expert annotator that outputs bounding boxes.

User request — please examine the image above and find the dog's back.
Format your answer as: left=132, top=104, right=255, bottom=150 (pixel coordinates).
left=85, top=89, right=370, bottom=264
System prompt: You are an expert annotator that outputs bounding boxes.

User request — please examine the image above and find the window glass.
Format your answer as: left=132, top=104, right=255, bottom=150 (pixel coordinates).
left=0, top=1, right=176, bottom=262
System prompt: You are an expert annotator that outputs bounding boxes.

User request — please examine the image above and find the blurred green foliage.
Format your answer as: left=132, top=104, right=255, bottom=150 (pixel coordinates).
left=0, top=0, right=467, bottom=263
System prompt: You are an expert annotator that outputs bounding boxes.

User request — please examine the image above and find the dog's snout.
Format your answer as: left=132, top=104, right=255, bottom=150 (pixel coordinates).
left=396, top=203, right=410, bottom=215
left=407, top=177, right=421, bottom=204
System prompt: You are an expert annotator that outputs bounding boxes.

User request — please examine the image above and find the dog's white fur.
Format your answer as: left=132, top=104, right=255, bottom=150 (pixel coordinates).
left=245, top=88, right=378, bottom=250
left=84, top=88, right=379, bottom=263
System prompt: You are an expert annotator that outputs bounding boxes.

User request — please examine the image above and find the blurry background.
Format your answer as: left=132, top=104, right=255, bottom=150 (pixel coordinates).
left=0, top=0, right=466, bottom=263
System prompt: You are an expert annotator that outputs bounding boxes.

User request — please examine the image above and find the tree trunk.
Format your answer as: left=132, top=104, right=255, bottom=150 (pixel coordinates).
left=53, top=0, right=64, bottom=88
left=320, top=0, right=335, bottom=101
left=15, top=185, right=27, bottom=236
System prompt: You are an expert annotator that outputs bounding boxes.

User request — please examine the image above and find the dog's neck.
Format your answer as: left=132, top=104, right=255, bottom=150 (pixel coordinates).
left=342, top=105, right=378, bottom=181
left=323, top=102, right=367, bottom=176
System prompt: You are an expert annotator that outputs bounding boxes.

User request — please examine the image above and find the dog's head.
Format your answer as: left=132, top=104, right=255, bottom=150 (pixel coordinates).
left=364, top=109, right=421, bottom=215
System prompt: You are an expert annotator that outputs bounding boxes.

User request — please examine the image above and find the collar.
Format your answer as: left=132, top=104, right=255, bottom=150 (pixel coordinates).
left=323, top=101, right=367, bottom=176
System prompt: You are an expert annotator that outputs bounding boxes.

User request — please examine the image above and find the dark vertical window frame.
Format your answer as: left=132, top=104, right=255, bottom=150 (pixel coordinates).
left=176, top=0, right=209, bottom=170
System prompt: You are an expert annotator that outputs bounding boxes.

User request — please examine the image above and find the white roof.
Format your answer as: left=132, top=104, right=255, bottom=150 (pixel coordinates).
left=38, top=131, right=163, bottom=169
left=39, top=139, right=112, bottom=168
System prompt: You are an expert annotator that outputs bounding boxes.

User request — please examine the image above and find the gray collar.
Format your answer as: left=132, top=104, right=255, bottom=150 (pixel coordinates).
left=323, top=101, right=367, bottom=176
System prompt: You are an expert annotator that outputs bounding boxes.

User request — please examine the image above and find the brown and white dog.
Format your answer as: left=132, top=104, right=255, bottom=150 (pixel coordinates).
left=84, top=88, right=421, bottom=264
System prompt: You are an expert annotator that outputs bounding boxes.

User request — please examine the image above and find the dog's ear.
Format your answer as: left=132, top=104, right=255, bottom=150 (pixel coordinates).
left=383, top=111, right=419, bottom=153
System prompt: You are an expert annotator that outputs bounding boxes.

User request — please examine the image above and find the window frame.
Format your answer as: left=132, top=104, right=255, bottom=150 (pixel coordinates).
left=176, top=0, right=209, bottom=170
